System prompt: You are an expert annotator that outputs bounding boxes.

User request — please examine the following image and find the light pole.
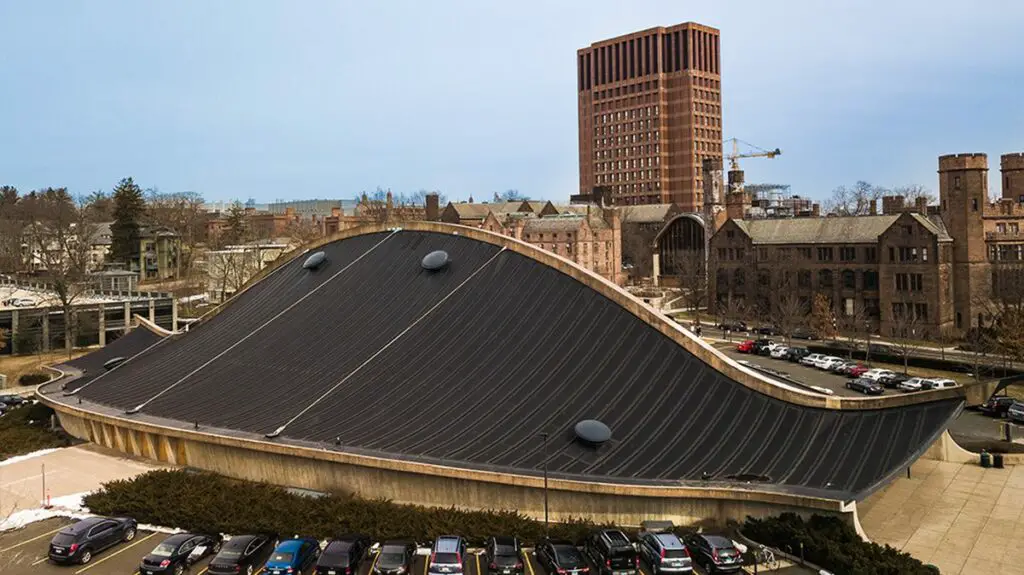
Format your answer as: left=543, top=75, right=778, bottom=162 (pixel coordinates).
left=540, top=432, right=549, bottom=534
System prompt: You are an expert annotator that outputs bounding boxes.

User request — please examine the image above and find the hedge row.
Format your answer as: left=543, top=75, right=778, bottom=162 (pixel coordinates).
left=0, top=403, right=72, bottom=461
left=744, top=513, right=937, bottom=575
left=18, top=373, right=50, bottom=386
left=83, top=469, right=602, bottom=545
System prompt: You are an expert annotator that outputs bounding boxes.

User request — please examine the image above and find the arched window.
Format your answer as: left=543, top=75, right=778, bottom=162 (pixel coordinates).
left=841, top=269, right=856, bottom=289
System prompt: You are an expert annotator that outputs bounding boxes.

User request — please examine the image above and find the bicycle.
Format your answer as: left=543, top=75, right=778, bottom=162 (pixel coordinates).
left=753, top=544, right=780, bottom=570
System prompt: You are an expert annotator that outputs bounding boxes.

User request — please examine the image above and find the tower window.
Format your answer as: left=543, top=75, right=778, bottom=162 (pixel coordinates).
left=972, top=198, right=978, bottom=211
left=954, top=176, right=961, bottom=189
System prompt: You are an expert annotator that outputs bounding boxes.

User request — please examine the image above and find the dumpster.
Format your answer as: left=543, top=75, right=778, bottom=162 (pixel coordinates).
left=980, top=450, right=991, bottom=468
left=993, top=453, right=1004, bottom=469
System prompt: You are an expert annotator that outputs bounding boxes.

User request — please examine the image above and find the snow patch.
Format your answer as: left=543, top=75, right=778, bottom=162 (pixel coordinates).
left=0, top=448, right=62, bottom=467
left=1, top=491, right=179, bottom=535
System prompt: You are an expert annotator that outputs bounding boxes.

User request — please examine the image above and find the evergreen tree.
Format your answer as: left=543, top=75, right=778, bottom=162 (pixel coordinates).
left=110, top=177, right=146, bottom=265
left=221, top=201, right=248, bottom=246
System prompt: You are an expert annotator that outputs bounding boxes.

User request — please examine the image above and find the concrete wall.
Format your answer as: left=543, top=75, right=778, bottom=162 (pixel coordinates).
left=47, top=404, right=848, bottom=528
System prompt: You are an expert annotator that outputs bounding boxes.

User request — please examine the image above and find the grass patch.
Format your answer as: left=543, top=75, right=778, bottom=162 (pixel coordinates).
left=84, top=469, right=601, bottom=545
left=0, top=350, right=88, bottom=389
left=0, top=402, right=73, bottom=461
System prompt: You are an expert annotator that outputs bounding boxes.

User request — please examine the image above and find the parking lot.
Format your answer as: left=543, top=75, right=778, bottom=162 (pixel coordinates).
left=0, top=517, right=801, bottom=575
left=717, top=342, right=865, bottom=397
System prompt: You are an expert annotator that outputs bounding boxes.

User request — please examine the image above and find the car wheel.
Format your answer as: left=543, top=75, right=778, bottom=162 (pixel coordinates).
left=247, top=566, right=254, bottom=575
left=124, top=527, right=136, bottom=542
left=174, top=564, right=184, bottom=575
left=213, top=540, right=223, bottom=553
left=79, top=549, right=92, bottom=564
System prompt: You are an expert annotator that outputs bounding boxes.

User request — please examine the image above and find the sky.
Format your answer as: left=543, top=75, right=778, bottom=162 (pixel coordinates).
left=1, top=1, right=1022, bottom=204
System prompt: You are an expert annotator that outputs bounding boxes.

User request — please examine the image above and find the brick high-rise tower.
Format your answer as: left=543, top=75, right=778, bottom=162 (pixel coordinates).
left=576, top=23, right=723, bottom=210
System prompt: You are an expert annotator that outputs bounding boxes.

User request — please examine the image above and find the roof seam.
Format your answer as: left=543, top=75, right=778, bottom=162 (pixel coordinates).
left=124, top=229, right=401, bottom=415
left=265, top=246, right=509, bottom=439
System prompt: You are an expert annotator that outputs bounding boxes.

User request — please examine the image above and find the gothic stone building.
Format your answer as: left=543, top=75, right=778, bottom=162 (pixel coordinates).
left=710, top=152, right=1024, bottom=337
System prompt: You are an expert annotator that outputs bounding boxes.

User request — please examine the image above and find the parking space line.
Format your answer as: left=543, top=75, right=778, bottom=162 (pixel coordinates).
left=0, top=524, right=68, bottom=554
left=31, top=556, right=49, bottom=565
left=476, top=552, right=481, bottom=575
left=522, top=552, right=534, bottom=575
left=197, top=568, right=208, bottom=575
left=423, top=553, right=429, bottom=575
left=74, top=531, right=158, bottom=574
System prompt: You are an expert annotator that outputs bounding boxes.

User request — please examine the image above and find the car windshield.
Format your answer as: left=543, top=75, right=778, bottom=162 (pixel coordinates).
left=216, top=550, right=242, bottom=560
left=663, top=549, right=688, bottom=559
left=717, top=547, right=739, bottom=558
left=554, top=548, right=582, bottom=565
left=151, top=543, right=178, bottom=557
left=495, top=545, right=517, bottom=556
left=380, top=552, right=406, bottom=565
left=271, top=552, right=295, bottom=563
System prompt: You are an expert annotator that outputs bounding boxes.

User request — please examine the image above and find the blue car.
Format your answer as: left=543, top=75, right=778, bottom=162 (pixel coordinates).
left=265, top=538, right=321, bottom=575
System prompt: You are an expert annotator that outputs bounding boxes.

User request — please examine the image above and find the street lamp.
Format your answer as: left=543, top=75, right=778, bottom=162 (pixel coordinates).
left=539, top=432, right=549, bottom=534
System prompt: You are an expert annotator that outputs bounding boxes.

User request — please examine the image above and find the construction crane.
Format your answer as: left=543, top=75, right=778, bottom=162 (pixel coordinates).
left=726, top=138, right=782, bottom=171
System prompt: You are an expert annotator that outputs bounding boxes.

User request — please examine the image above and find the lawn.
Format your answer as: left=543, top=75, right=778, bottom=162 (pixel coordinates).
left=0, top=402, right=73, bottom=461
left=0, top=349, right=88, bottom=390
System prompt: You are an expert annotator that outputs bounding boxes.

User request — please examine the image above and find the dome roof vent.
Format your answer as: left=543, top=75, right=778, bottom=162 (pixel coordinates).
left=421, top=250, right=450, bottom=271
left=574, top=419, right=611, bottom=446
left=303, top=251, right=327, bottom=270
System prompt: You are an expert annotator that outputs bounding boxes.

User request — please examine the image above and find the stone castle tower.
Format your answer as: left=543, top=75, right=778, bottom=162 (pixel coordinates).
left=939, top=153, right=989, bottom=329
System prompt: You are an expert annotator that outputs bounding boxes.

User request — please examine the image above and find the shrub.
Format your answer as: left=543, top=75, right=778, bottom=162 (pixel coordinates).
left=84, top=470, right=600, bottom=545
left=744, top=513, right=935, bottom=574
left=0, top=403, right=71, bottom=461
left=18, top=373, right=50, bottom=386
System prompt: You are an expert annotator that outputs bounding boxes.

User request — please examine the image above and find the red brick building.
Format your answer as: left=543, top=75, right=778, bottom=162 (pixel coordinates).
left=577, top=22, right=723, bottom=211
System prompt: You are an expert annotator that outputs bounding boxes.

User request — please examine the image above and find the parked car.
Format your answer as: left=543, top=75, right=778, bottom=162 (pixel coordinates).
left=682, top=535, right=742, bottom=574
left=846, top=365, right=870, bottom=378
left=924, top=378, right=958, bottom=390
left=755, top=325, right=779, bottom=336
left=265, top=538, right=321, bottom=575
left=769, top=346, right=789, bottom=359
left=372, top=541, right=417, bottom=575
left=830, top=361, right=857, bottom=374
left=847, top=378, right=884, bottom=395
left=316, top=534, right=371, bottom=575
left=878, top=373, right=909, bottom=389
left=0, top=393, right=27, bottom=406
left=537, top=539, right=589, bottom=575
left=868, top=343, right=893, bottom=355
left=790, top=327, right=816, bottom=340
left=485, top=536, right=523, bottom=575
left=1008, top=401, right=1024, bottom=424
left=584, top=529, right=638, bottom=575
left=799, top=353, right=824, bottom=367
left=752, top=339, right=776, bottom=355
left=638, top=530, right=692, bottom=574
left=717, top=321, right=747, bottom=332
left=816, top=356, right=845, bottom=370
left=735, top=340, right=755, bottom=354
left=980, top=396, right=1017, bottom=417
left=48, top=516, right=138, bottom=565
left=207, top=534, right=278, bottom=575
left=140, top=532, right=222, bottom=575
left=785, top=347, right=811, bottom=362
left=861, top=368, right=896, bottom=382
left=428, top=536, right=468, bottom=575
left=898, top=377, right=930, bottom=392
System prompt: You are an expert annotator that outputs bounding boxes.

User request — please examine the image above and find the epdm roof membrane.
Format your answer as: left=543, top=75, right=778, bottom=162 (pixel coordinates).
left=74, top=230, right=962, bottom=500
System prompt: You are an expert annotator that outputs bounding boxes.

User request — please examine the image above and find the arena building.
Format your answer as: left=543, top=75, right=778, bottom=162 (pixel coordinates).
left=37, top=222, right=965, bottom=527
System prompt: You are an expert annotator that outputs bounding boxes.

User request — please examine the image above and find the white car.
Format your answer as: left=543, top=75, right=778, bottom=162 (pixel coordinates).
left=800, top=353, right=825, bottom=367
left=816, top=356, right=844, bottom=370
left=861, top=369, right=896, bottom=382
left=924, top=378, right=957, bottom=390
left=898, top=377, right=930, bottom=392
left=770, top=346, right=789, bottom=359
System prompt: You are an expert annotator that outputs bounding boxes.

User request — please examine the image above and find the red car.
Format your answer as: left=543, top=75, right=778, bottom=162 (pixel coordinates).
left=736, top=340, right=755, bottom=353
left=847, top=365, right=869, bottom=378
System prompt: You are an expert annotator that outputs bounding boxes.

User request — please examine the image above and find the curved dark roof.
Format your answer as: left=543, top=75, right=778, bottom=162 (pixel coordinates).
left=61, top=325, right=165, bottom=393
left=72, top=229, right=961, bottom=500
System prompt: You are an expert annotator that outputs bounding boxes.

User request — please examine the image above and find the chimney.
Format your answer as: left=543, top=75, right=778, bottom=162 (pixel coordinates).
left=869, top=200, right=877, bottom=215
left=812, top=203, right=821, bottom=218
left=725, top=191, right=748, bottom=220
left=915, top=196, right=928, bottom=215
left=426, top=193, right=440, bottom=221
left=331, top=206, right=341, bottom=218
left=881, top=195, right=904, bottom=215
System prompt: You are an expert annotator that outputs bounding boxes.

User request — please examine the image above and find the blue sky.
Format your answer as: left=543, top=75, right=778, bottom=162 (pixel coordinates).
left=1, top=1, right=1021, bottom=204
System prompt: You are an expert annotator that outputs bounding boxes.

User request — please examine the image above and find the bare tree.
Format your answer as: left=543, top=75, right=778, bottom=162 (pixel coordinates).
left=836, top=305, right=870, bottom=360
left=674, top=249, right=708, bottom=324
left=825, top=181, right=887, bottom=216
left=0, top=185, right=26, bottom=272
left=715, top=295, right=750, bottom=341
left=617, top=206, right=657, bottom=282
left=889, top=304, right=927, bottom=374
left=146, top=190, right=207, bottom=281
left=282, top=218, right=324, bottom=248
left=891, top=184, right=935, bottom=205
left=206, top=248, right=263, bottom=303
left=21, top=189, right=97, bottom=356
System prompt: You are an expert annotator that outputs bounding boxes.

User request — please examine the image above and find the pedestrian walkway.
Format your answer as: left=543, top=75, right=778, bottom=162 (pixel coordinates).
left=859, top=459, right=1024, bottom=574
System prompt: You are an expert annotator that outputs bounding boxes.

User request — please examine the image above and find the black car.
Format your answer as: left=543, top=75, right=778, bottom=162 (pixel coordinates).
left=847, top=378, right=884, bottom=395
left=755, top=326, right=778, bottom=336
left=584, top=530, right=637, bottom=575
left=48, top=516, right=138, bottom=565
left=140, top=532, right=223, bottom=575
left=0, top=394, right=28, bottom=406
left=784, top=347, right=811, bottom=362
left=717, top=321, right=747, bottom=332
left=485, top=536, right=523, bottom=575
left=317, top=534, right=371, bottom=575
left=878, top=374, right=909, bottom=389
left=536, top=539, right=589, bottom=575
left=373, top=540, right=417, bottom=575
left=682, top=535, right=742, bottom=574
left=980, top=396, right=1017, bottom=417
left=790, top=327, right=816, bottom=340
left=207, top=534, right=278, bottom=575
